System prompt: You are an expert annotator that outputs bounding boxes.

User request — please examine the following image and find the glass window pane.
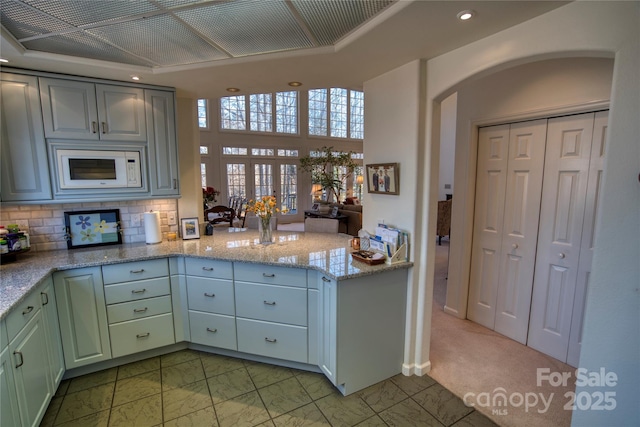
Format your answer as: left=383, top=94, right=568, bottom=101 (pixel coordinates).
left=350, top=90, right=365, bottom=139
left=253, top=164, right=273, bottom=199
left=200, top=146, right=208, bottom=154
left=220, top=95, right=246, bottom=130
left=251, top=148, right=275, bottom=156
left=201, top=163, right=207, bottom=187
left=223, top=147, right=248, bottom=155
left=197, top=99, right=208, bottom=129
left=276, top=91, right=297, bottom=134
left=250, top=93, right=272, bottom=132
left=280, top=164, right=297, bottom=215
left=330, top=88, right=347, bottom=138
left=308, top=89, right=327, bottom=136
left=226, top=163, right=246, bottom=198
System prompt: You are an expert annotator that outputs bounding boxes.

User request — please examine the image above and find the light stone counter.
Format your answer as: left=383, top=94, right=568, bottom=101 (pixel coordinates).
left=0, top=228, right=412, bottom=320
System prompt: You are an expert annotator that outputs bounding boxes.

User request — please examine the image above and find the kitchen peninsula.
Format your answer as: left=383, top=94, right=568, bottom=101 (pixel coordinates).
left=0, top=229, right=411, bottom=426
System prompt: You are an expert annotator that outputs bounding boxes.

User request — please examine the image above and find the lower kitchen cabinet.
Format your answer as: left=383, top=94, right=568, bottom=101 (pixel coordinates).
left=236, top=318, right=308, bottom=363
left=54, top=267, right=112, bottom=369
left=189, top=311, right=237, bottom=350
left=109, top=313, right=175, bottom=358
left=1, top=338, right=21, bottom=427
left=40, top=277, right=65, bottom=388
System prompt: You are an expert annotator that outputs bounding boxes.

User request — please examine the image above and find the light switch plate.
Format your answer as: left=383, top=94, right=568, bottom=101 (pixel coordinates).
left=168, top=211, right=177, bottom=226
left=131, top=213, right=141, bottom=227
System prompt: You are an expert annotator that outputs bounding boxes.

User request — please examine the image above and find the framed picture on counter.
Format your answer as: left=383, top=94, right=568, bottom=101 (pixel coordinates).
left=180, top=217, right=200, bottom=240
left=64, top=209, right=122, bottom=249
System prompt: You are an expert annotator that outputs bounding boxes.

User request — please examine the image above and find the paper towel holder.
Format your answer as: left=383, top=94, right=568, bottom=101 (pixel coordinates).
left=180, top=217, right=200, bottom=240
left=64, top=209, right=122, bottom=249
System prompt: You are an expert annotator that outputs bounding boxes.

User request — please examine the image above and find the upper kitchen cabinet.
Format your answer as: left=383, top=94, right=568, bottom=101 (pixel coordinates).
left=39, top=77, right=146, bottom=142
left=0, top=73, right=52, bottom=202
left=146, top=90, right=179, bottom=196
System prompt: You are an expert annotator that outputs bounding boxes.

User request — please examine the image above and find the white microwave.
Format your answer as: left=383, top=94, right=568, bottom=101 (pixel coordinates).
left=57, top=149, right=142, bottom=189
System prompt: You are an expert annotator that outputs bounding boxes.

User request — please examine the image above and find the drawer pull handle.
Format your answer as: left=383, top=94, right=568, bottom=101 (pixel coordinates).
left=321, top=276, right=331, bottom=282
left=133, top=307, right=148, bottom=313
left=131, top=289, right=146, bottom=294
left=22, top=306, right=34, bottom=315
left=130, top=269, right=145, bottom=274
left=262, top=273, right=275, bottom=278
left=206, top=328, right=218, bottom=333
left=265, top=337, right=277, bottom=343
left=41, top=292, right=49, bottom=306
left=204, top=293, right=216, bottom=298
left=263, top=300, right=276, bottom=306
left=136, top=333, right=150, bottom=339
left=14, top=351, right=24, bottom=368
left=202, top=267, right=214, bottom=271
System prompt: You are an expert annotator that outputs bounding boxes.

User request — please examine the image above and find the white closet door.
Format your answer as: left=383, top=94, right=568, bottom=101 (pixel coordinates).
left=527, top=112, right=596, bottom=362
left=566, top=111, right=608, bottom=366
left=467, top=125, right=510, bottom=329
left=494, top=119, right=547, bottom=343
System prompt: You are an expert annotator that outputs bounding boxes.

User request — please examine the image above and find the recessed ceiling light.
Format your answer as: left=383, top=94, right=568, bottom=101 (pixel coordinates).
left=457, top=10, right=475, bottom=21
left=131, top=75, right=140, bottom=81
left=0, top=58, right=8, bottom=63
left=226, top=87, right=240, bottom=93
left=288, top=81, right=303, bottom=87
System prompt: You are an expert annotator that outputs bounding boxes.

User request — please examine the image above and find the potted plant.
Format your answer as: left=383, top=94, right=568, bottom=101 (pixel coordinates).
left=299, top=146, right=357, bottom=203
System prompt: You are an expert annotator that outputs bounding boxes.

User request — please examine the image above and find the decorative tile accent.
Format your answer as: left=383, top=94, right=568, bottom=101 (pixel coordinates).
left=201, top=353, right=246, bottom=378
left=55, top=383, right=115, bottom=424
left=413, top=383, right=473, bottom=425
left=163, top=380, right=213, bottom=422
left=163, top=406, right=218, bottom=427
left=109, top=394, right=162, bottom=427
left=214, top=390, right=271, bottom=427
left=315, top=393, right=375, bottom=427
left=112, top=370, right=161, bottom=407
left=389, top=373, right=437, bottom=396
left=55, top=409, right=110, bottom=427
left=117, top=357, right=160, bottom=380
left=162, top=359, right=206, bottom=391
left=66, top=368, right=118, bottom=394
left=451, top=410, right=500, bottom=427
left=378, top=398, right=441, bottom=427
left=258, top=377, right=312, bottom=418
left=161, top=349, right=202, bottom=368
left=272, top=403, right=330, bottom=427
left=245, top=362, right=294, bottom=389
left=207, top=368, right=256, bottom=404
left=358, top=380, right=409, bottom=413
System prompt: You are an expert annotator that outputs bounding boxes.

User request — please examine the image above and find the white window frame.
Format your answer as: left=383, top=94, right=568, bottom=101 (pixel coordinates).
left=307, top=88, right=364, bottom=140
left=220, top=91, right=299, bottom=136
left=197, top=98, right=209, bottom=130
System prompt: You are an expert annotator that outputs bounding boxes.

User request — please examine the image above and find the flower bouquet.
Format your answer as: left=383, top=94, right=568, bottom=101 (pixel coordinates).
left=202, top=186, right=220, bottom=209
left=246, top=195, right=279, bottom=244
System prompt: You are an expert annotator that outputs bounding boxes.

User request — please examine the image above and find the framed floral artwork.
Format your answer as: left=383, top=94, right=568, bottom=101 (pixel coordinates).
left=64, top=209, right=122, bottom=249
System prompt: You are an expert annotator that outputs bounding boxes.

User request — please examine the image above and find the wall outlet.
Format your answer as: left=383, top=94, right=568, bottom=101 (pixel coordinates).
left=168, top=211, right=177, bottom=226
left=131, top=214, right=141, bottom=227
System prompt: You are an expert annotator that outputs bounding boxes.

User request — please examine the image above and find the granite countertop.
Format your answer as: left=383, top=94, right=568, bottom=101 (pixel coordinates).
left=0, top=228, right=412, bottom=320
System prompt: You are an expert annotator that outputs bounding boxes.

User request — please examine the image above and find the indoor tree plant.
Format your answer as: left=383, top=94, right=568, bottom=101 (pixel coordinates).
left=299, top=146, right=357, bottom=203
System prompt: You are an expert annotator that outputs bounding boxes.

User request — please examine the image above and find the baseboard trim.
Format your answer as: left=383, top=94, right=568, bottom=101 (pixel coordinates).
left=402, top=363, right=415, bottom=376
left=443, top=305, right=460, bottom=317
left=414, top=361, right=432, bottom=376
left=402, top=361, right=431, bottom=376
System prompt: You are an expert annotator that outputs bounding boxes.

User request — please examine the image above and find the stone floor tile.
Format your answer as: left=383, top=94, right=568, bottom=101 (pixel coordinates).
left=413, top=383, right=473, bottom=426
left=315, top=393, right=375, bottom=427
left=379, top=398, right=442, bottom=427
left=160, top=349, right=201, bottom=367
left=214, top=390, right=271, bottom=427
left=258, top=377, right=312, bottom=418
left=162, top=359, right=205, bottom=391
left=389, top=373, right=437, bottom=396
left=272, top=403, right=331, bottom=427
left=66, top=368, right=118, bottom=394
left=55, top=380, right=71, bottom=397
left=55, top=383, right=115, bottom=424
left=54, top=409, right=110, bottom=427
left=117, top=356, right=160, bottom=380
left=207, top=368, right=256, bottom=404
left=201, top=353, right=246, bottom=378
left=163, top=380, right=213, bottom=422
left=163, top=406, right=218, bottom=427
left=355, top=414, right=389, bottom=426
left=451, top=410, right=500, bottom=427
left=40, top=395, right=63, bottom=427
left=108, top=394, right=162, bottom=427
left=358, top=380, right=409, bottom=413
left=291, top=371, right=334, bottom=401
left=112, top=370, right=161, bottom=406
left=245, top=362, right=294, bottom=389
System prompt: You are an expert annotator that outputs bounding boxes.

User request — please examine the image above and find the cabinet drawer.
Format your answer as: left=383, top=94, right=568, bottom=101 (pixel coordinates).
left=188, top=311, right=237, bottom=350
left=234, top=263, right=307, bottom=288
left=6, top=290, right=42, bottom=341
left=107, top=295, right=172, bottom=324
left=109, top=313, right=174, bottom=358
left=102, top=259, right=169, bottom=284
left=187, top=277, right=234, bottom=315
left=186, top=258, right=233, bottom=279
left=104, top=277, right=170, bottom=304
left=236, top=318, right=307, bottom=363
left=235, top=282, right=307, bottom=326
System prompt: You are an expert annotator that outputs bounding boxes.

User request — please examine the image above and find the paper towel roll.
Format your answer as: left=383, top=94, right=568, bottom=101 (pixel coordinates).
left=144, top=211, right=162, bottom=244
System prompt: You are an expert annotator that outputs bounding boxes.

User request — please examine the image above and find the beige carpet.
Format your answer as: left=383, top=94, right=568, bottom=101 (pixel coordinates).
left=428, top=240, right=575, bottom=427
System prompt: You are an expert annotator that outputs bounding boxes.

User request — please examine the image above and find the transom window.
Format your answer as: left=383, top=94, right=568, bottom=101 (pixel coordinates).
left=221, top=91, right=298, bottom=135
left=308, top=88, right=364, bottom=140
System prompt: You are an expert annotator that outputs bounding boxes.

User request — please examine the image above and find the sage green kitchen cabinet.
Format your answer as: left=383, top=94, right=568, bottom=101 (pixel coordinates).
left=146, top=89, right=179, bottom=196
left=1, top=319, right=21, bottom=427
left=0, top=72, right=51, bottom=201
left=40, top=277, right=65, bottom=387
left=39, top=77, right=146, bottom=142
left=54, top=267, right=112, bottom=369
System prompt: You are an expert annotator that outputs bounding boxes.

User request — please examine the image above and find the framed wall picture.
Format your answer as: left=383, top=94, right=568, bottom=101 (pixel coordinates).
left=180, top=217, right=200, bottom=240
left=64, top=209, right=122, bottom=249
left=366, top=163, right=399, bottom=195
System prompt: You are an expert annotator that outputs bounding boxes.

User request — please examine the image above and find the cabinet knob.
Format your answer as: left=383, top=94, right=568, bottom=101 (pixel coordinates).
left=512, top=243, right=518, bottom=249
left=558, top=253, right=566, bottom=259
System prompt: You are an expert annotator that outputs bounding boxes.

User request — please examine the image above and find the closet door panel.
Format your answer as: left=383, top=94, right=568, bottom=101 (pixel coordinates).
left=528, top=112, right=595, bottom=362
left=467, top=125, right=509, bottom=328
left=494, top=119, right=547, bottom=343
left=566, top=111, right=608, bottom=366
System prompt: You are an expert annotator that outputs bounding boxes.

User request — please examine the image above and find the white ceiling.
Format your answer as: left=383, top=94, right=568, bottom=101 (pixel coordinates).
left=1, top=1, right=569, bottom=98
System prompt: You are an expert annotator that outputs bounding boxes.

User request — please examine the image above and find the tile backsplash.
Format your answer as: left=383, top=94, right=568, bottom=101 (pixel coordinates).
left=1, top=199, right=179, bottom=252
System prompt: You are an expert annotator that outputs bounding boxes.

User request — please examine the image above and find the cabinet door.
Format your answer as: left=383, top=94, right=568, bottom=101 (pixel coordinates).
left=1, top=346, right=21, bottom=427
left=10, top=310, right=52, bottom=427
left=96, top=84, right=146, bottom=142
left=54, top=267, right=111, bottom=369
left=40, top=277, right=65, bottom=387
left=0, top=73, right=52, bottom=201
left=146, top=89, right=179, bottom=195
left=39, top=77, right=100, bottom=140
left=318, top=275, right=337, bottom=385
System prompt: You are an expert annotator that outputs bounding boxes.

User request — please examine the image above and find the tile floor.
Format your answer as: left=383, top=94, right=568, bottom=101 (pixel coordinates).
left=41, top=349, right=499, bottom=427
